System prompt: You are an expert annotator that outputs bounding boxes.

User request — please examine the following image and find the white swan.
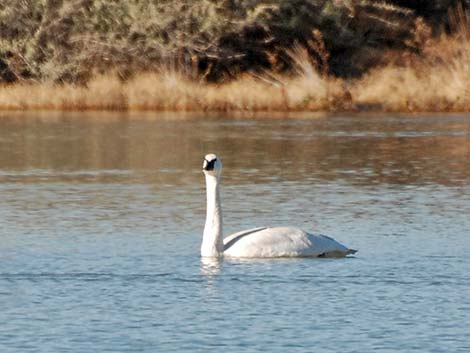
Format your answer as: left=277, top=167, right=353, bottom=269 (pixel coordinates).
left=201, top=153, right=357, bottom=258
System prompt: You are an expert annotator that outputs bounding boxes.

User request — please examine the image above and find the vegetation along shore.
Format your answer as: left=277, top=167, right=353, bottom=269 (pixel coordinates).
left=0, top=1, right=469, bottom=112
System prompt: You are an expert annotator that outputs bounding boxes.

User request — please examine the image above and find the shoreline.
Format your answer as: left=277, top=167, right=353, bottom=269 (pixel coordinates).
left=0, top=71, right=469, bottom=114
left=1, top=109, right=469, bottom=119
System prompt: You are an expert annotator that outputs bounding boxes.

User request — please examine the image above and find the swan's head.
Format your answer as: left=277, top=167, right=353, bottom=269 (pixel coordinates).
left=203, top=153, right=222, bottom=177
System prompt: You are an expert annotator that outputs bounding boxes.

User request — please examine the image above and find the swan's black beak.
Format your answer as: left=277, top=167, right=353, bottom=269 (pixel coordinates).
left=203, top=158, right=216, bottom=171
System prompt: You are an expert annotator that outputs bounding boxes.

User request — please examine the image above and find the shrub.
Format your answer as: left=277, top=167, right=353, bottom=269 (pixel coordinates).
left=0, top=0, right=467, bottom=83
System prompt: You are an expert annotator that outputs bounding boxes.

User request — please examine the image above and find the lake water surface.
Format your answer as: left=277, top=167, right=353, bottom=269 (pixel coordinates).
left=0, top=112, right=469, bottom=352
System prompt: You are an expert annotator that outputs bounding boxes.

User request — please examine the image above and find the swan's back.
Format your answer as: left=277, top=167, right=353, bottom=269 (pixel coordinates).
left=223, top=226, right=355, bottom=258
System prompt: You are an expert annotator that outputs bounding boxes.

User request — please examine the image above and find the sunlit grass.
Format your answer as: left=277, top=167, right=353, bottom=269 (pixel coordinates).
left=0, top=74, right=335, bottom=112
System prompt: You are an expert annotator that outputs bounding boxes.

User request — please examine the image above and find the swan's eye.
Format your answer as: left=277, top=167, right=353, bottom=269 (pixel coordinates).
left=203, top=158, right=217, bottom=171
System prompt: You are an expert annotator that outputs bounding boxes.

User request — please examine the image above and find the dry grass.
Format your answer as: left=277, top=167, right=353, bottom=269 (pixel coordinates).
left=352, top=6, right=470, bottom=112
left=352, top=62, right=470, bottom=112
left=0, top=72, right=344, bottom=112
left=0, top=49, right=348, bottom=112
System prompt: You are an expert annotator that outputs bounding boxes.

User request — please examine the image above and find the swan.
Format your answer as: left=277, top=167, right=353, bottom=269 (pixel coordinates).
left=201, top=153, right=357, bottom=258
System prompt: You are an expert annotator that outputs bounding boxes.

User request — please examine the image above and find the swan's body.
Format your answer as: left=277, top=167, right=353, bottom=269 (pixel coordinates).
left=223, top=226, right=354, bottom=258
left=201, top=154, right=356, bottom=258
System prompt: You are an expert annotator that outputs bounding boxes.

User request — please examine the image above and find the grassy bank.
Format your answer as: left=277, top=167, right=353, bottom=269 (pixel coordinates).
left=0, top=2, right=469, bottom=113
left=1, top=27, right=469, bottom=113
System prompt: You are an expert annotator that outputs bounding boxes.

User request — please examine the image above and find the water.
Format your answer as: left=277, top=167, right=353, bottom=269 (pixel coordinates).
left=0, top=112, right=469, bottom=352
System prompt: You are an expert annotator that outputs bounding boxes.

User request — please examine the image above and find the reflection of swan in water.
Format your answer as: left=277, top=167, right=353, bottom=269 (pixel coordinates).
left=201, top=154, right=357, bottom=258
left=200, top=257, right=222, bottom=276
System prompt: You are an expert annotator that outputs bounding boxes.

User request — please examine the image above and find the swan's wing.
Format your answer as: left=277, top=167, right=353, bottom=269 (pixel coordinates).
left=224, top=227, right=310, bottom=257
left=224, top=226, right=355, bottom=258
left=223, top=227, right=267, bottom=251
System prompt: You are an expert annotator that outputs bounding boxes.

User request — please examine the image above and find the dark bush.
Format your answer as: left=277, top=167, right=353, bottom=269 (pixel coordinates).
left=0, top=0, right=465, bottom=83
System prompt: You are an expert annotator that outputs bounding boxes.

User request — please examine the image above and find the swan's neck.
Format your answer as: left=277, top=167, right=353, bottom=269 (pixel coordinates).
left=202, top=174, right=224, bottom=257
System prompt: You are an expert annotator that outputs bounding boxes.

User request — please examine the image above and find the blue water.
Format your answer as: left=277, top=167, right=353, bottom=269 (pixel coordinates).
left=0, top=113, right=469, bottom=352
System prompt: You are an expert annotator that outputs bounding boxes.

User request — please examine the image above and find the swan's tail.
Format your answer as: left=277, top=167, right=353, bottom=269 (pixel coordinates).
left=318, top=248, right=357, bottom=258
